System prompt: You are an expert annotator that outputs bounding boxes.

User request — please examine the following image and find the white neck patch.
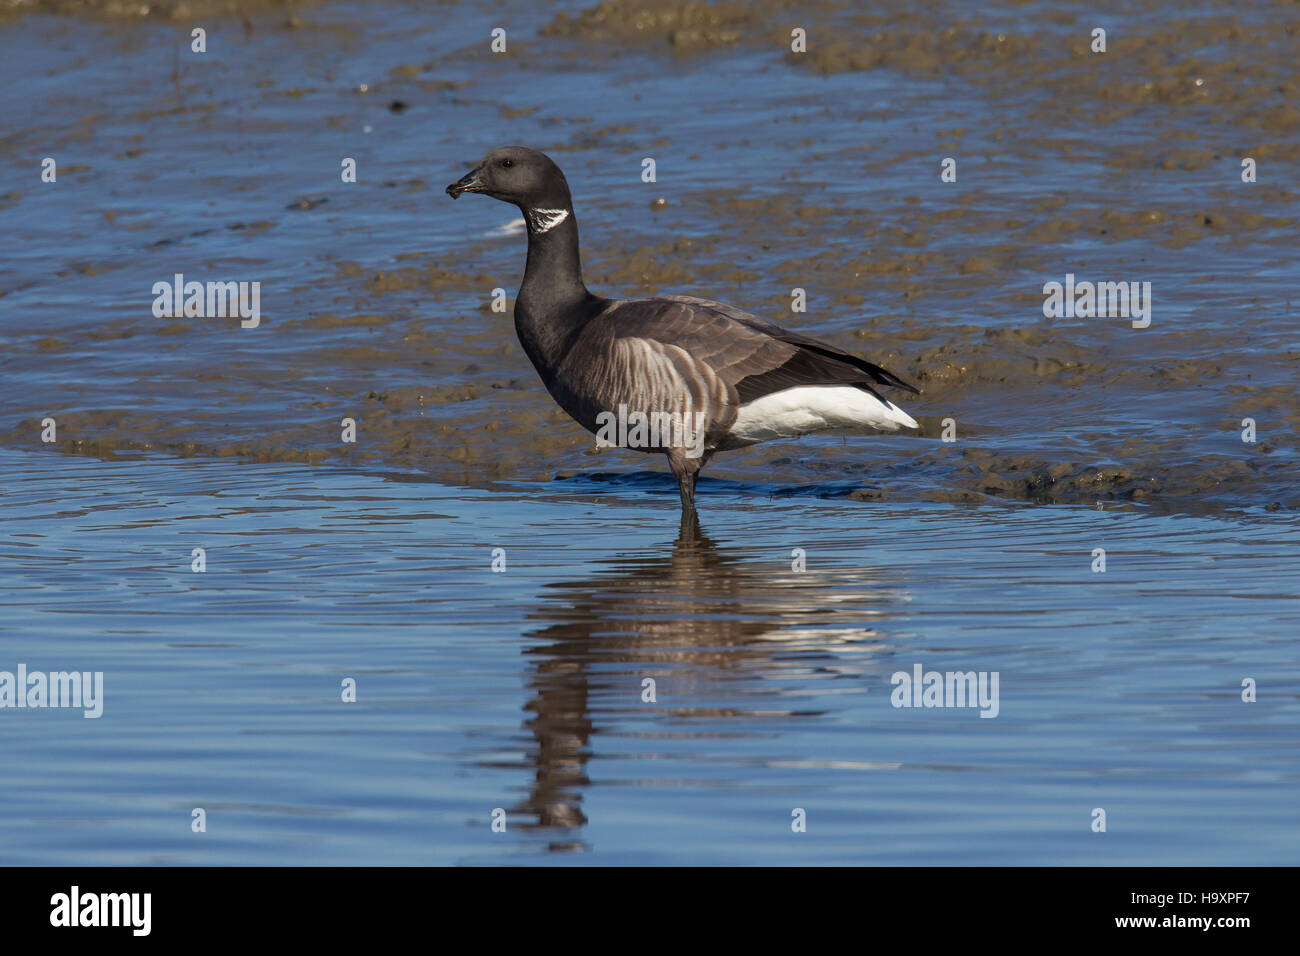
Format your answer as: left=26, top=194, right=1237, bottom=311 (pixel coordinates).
left=526, top=207, right=569, bottom=234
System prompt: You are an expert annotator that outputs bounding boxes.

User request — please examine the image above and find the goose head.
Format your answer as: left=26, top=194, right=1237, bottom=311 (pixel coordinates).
left=446, top=146, right=572, bottom=209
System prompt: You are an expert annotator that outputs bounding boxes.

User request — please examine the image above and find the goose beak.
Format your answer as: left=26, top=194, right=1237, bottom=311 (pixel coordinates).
left=446, top=168, right=484, bottom=199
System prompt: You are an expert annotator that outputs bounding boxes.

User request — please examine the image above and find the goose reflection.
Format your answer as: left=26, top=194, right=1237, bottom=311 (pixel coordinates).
left=506, top=511, right=902, bottom=845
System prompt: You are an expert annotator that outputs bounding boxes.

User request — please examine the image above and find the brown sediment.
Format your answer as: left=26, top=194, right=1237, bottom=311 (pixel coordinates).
left=2, top=0, right=1295, bottom=514
left=540, top=0, right=754, bottom=51
left=1, top=0, right=323, bottom=22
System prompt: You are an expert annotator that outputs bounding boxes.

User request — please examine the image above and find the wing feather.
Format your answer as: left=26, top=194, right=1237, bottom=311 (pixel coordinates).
left=546, top=295, right=917, bottom=451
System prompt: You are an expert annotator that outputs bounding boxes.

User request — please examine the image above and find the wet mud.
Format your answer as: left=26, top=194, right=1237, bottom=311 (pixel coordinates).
left=1, top=0, right=1295, bottom=513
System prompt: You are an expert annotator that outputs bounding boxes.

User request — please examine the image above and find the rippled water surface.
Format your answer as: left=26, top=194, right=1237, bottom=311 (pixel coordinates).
left=1, top=450, right=1297, bottom=865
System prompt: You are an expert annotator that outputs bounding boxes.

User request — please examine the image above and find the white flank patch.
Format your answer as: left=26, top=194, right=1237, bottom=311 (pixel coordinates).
left=526, top=207, right=569, bottom=234
left=730, top=385, right=918, bottom=443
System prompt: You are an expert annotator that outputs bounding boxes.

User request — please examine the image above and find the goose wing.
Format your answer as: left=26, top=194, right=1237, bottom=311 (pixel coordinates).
left=576, top=295, right=918, bottom=408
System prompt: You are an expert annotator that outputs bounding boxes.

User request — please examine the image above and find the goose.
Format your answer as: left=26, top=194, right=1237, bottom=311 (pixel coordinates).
left=446, top=146, right=919, bottom=514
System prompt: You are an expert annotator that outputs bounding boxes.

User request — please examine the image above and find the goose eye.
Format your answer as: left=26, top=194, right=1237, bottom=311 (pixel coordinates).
left=501, top=159, right=513, bottom=168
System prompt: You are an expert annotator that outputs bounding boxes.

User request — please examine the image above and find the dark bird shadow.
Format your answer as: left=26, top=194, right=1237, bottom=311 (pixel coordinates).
left=551, top=469, right=879, bottom=506
left=500, top=513, right=902, bottom=849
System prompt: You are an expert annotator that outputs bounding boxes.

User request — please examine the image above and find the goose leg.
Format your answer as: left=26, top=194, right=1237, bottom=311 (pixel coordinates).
left=677, top=502, right=702, bottom=543
left=667, top=450, right=710, bottom=515
left=677, top=471, right=697, bottom=512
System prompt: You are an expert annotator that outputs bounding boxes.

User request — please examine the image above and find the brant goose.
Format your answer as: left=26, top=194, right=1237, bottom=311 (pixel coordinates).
left=446, top=147, right=919, bottom=513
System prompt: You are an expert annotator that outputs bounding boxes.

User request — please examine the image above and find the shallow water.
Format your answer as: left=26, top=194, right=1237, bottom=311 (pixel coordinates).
left=1, top=450, right=1297, bottom=865
left=1, top=0, right=1298, bottom=865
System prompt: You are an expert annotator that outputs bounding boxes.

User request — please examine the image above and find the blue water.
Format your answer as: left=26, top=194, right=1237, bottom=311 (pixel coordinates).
left=1, top=450, right=1296, bottom=864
